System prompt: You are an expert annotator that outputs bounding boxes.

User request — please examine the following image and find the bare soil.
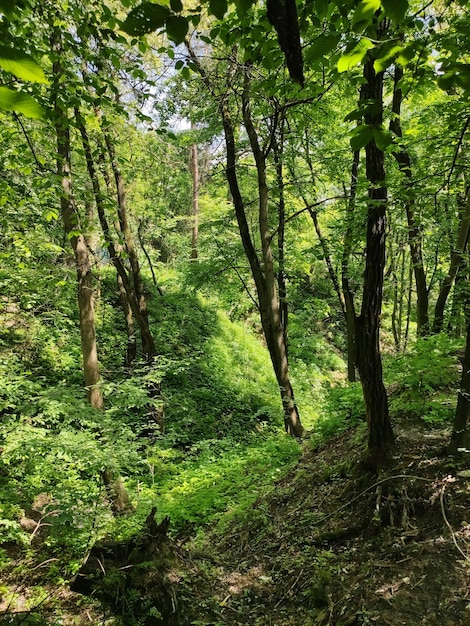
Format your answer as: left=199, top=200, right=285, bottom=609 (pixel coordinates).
left=183, top=419, right=470, bottom=625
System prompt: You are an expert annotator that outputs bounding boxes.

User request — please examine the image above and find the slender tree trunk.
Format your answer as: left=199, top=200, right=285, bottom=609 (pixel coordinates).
left=309, top=209, right=346, bottom=318
left=103, top=126, right=156, bottom=361
left=342, top=149, right=360, bottom=382
left=390, top=243, right=400, bottom=352
left=51, top=36, right=103, bottom=410
left=241, top=67, right=303, bottom=436
left=291, top=128, right=351, bottom=375
left=189, top=125, right=200, bottom=260
left=355, top=53, right=394, bottom=459
left=188, top=47, right=304, bottom=436
left=137, top=220, right=164, bottom=297
left=449, top=319, right=470, bottom=452
left=272, top=125, right=289, bottom=351
left=390, top=65, right=429, bottom=335
left=76, top=108, right=163, bottom=439
left=404, top=263, right=413, bottom=350
left=75, top=107, right=149, bottom=367
left=432, top=188, right=470, bottom=333
left=117, top=274, right=137, bottom=367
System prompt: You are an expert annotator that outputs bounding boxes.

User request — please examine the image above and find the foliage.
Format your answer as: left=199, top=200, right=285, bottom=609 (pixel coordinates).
left=385, top=334, right=461, bottom=425
left=1, top=0, right=470, bottom=621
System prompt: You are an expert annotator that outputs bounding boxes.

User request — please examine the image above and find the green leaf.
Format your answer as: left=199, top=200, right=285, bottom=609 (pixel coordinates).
left=234, top=0, right=254, bottom=18
left=352, top=0, right=381, bottom=28
left=121, top=2, right=170, bottom=36
left=381, top=0, right=408, bottom=24
left=306, top=34, right=341, bottom=62
left=396, top=43, right=418, bottom=66
left=372, top=127, right=393, bottom=150
left=165, top=15, right=188, bottom=43
left=337, top=39, right=375, bottom=72
left=349, top=124, right=374, bottom=150
left=373, top=44, right=402, bottom=73
left=209, top=0, right=228, bottom=20
left=0, top=87, right=45, bottom=119
left=0, top=0, right=16, bottom=18
left=170, top=0, right=183, bottom=11
left=0, top=46, right=48, bottom=83
left=315, top=0, right=329, bottom=19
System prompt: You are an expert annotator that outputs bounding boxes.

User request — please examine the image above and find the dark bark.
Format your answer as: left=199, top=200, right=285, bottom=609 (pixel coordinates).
left=390, top=65, right=429, bottom=335
left=449, top=320, right=470, bottom=452
left=432, top=189, right=470, bottom=333
left=266, top=0, right=304, bottom=86
left=355, top=54, right=394, bottom=458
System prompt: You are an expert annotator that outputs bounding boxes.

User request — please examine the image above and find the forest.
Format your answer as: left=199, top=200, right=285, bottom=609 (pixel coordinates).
left=0, top=0, right=470, bottom=624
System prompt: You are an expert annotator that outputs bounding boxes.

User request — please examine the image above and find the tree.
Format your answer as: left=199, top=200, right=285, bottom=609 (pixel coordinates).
left=353, top=42, right=394, bottom=457
left=187, top=44, right=304, bottom=436
left=51, top=28, right=104, bottom=410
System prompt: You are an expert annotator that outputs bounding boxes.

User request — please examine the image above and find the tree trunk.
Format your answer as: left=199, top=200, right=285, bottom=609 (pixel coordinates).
left=390, top=65, right=429, bottom=335
left=75, top=107, right=149, bottom=367
left=449, top=319, right=470, bottom=452
left=432, top=188, right=470, bottom=333
left=117, top=274, right=137, bottom=367
left=241, top=67, right=304, bottom=437
left=342, top=148, right=360, bottom=383
left=272, top=126, right=289, bottom=352
left=189, top=129, right=200, bottom=260
left=103, top=126, right=156, bottom=361
left=51, top=36, right=103, bottom=410
left=187, top=47, right=304, bottom=437
left=355, top=53, right=394, bottom=459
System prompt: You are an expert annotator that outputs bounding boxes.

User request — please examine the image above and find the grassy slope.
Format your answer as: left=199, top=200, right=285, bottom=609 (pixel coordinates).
left=0, top=261, right=466, bottom=624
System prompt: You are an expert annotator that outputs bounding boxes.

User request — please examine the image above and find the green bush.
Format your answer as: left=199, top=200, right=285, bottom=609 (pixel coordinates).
left=385, top=333, right=461, bottom=425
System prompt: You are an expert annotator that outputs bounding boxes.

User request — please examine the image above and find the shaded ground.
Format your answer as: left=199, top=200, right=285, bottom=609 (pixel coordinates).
left=182, top=418, right=470, bottom=625
left=2, top=418, right=470, bottom=625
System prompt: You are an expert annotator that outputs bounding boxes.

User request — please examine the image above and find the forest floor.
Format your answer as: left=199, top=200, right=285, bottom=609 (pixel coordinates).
left=2, top=417, right=470, bottom=625
left=178, top=418, right=470, bottom=626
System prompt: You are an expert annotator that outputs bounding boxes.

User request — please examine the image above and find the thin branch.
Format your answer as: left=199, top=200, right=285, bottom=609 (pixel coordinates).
left=446, top=116, right=470, bottom=189
left=268, top=195, right=346, bottom=242
left=13, top=112, right=55, bottom=174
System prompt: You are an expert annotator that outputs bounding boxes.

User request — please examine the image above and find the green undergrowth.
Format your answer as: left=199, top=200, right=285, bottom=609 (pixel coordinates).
left=384, top=333, right=461, bottom=426
left=113, top=432, right=301, bottom=541
left=0, top=278, right=311, bottom=583
left=1, top=258, right=463, bottom=607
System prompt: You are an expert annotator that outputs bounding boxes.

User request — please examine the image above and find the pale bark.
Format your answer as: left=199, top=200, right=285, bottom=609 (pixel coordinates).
left=189, top=133, right=200, bottom=260
left=52, top=34, right=103, bottom=410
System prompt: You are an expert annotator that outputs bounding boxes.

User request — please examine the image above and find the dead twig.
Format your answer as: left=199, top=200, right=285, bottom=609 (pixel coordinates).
left=439, top=478, right=470, bottom=564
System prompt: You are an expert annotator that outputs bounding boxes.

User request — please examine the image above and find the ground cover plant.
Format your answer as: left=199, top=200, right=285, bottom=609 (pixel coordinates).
left=1, top=0, right=470, bottom=623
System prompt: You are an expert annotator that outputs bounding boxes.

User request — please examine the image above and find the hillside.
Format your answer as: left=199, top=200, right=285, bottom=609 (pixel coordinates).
left=2, top=416, right=469, bottom=625
left=184, top=419, right=470, bottom=626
